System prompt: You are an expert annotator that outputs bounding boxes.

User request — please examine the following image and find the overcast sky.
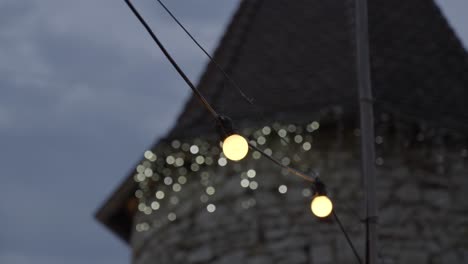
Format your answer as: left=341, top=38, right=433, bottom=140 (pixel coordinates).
left=0, top=1, right=466, bottom=264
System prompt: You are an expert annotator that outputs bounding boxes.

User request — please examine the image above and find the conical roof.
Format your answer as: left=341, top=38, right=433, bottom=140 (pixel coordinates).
left=165, top=0, right=468, bottom=140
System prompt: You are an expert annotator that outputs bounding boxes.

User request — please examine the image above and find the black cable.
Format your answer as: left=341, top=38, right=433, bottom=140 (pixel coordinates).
left=333, top=210, right=363, bottom=264
left=154, top=0, right=254, bottom=105
left=248, top=142, right=316, bottom=182
left=124, top=0, right=219, bottom=120
left=125, top=6, right=364, bottom=262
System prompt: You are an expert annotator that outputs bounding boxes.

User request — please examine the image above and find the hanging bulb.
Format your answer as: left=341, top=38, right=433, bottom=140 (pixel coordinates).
left=311, top=195, right=333, bottom=218
left=222, top=134, right=249, bottom=161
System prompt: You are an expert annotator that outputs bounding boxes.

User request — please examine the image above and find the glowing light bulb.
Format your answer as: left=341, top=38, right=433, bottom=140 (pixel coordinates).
left=222, top=134, right=248, bottom=161
left=311, top=195, right=333, bottom=218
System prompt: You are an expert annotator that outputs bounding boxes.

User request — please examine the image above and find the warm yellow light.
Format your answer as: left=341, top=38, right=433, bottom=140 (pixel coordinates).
left=222, top=134, right=248, bottom=161
left=311, top=195, right=333, bottom=218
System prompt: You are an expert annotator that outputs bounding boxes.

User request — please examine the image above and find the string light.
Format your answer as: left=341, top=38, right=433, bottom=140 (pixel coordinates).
left=124, top=2, right=361, bottom=262
left=311, top=195, right=333, bottom=218
left=310, top=179, right=333, bottom=218
left=222, top=134, right=249, bottom=161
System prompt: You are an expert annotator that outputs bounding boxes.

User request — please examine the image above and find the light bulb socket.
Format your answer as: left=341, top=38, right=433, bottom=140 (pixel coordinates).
left=312, top=178, right=327, bottom=196
left=216, top=115, right=236, bottom=140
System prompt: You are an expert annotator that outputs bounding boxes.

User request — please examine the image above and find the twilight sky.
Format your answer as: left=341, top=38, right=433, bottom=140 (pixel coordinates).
left=0, top=1, right=466, bottom=264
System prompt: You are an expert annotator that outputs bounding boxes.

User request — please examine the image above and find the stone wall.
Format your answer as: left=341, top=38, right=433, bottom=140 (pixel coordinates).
left=130, top=126, right=468, bottom=264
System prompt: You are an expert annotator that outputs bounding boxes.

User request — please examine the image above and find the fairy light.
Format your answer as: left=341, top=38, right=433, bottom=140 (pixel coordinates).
left=222, top=134, right=249, bottom=161
left=311, top=195, right=333, bottom=218
left=309, top=179, right=333, bottom=218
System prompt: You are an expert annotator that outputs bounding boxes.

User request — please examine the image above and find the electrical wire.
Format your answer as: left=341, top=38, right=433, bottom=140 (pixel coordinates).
left=333, top=210, right=363, bottom=264
left=154, top=0, right=254, bottom=105
left=124, top=3, right=363, bottom=262
left=248, top=142, right=317, bottom=182
left=125, top=0, right=359, bottom=257
left=124, top=0, right=219, bottom=120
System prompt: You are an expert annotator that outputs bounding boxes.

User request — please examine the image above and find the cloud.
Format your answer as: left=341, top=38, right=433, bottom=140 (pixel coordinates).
left=435, top=0, right=468, bottom=49
left=0, top=106, right=11, bottom=129
left=0, top=0, right=239, bottom=263
left=0, top=0, right=239, bottom=137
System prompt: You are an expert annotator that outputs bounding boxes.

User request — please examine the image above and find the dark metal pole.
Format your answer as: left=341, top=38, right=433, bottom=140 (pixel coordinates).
left=355, top=0, right=378, bottom=264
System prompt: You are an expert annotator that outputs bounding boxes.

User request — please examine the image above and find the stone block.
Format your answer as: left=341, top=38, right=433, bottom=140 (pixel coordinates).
left=310, top=244, right=333, bottom=264
left=213, top=251, right=245, bottom=264
left=187, top=245, right=213, bottom=263
left=248, top=255, right=273, bottom=264
left=395, top=183, right=420, bottom=202
left=277, top=250, right=307, bottom=264
left=399, top=251, right=428, bottom=264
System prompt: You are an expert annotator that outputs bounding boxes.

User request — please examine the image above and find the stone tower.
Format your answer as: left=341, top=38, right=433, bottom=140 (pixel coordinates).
left=96, top=1, right=468, bottom=263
